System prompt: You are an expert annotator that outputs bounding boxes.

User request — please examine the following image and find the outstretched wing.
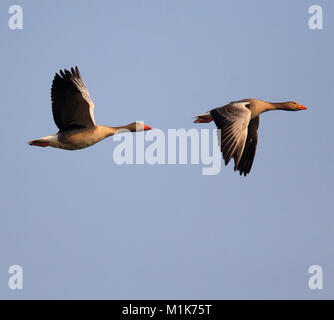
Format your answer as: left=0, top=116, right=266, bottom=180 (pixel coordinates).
left=51, top=66, right=95, bottom=132
left=235, top=116, right=260, bottom=176
left=211, top=102, right=251, bottom=170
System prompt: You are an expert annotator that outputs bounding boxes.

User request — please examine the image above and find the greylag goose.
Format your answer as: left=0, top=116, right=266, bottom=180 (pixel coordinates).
left=194, top=99, right=307, bottom=176
left=28, top=66, right=152, bottom=150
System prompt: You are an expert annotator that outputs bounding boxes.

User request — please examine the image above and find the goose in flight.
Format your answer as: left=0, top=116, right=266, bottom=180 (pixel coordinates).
left=194, top=99, right=307, bottom=176
left=28, top=66, right=152, bottom=150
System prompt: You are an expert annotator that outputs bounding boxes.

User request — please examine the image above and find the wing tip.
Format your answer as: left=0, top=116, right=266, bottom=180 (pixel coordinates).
left=56, top=66, right=81, bottom=80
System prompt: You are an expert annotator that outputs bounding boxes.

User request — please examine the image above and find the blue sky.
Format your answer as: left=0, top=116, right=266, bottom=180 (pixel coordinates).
left=0, top=0, right=333, bottom=299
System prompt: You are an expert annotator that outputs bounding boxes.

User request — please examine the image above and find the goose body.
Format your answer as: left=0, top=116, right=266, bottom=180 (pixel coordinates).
left=28, top=66, right=152, bottom=150
left=194, top=99, right=307, bottom=176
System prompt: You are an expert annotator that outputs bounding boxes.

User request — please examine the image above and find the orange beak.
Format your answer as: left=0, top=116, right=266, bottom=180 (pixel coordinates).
left=298, top=105, right=307, bottom=110
left=143, top=124, right=152, bottom=131
left=194, top=117, right=214, bottom=123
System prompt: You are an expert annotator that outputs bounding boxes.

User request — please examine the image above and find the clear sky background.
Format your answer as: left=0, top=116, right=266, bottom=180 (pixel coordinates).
left=0, top=0, right=333, bottom=299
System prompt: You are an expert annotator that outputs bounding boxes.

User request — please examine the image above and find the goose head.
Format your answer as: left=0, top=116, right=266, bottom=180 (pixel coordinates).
left=133, top=121, right=152, bottom=131
left=283, top=101, right=307, bottom=111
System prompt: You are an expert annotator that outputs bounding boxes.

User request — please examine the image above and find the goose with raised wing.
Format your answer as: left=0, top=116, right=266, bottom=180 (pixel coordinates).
left=194, top=99, right=307, bottom=176
left=28, top=66, right=152, bottom=150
